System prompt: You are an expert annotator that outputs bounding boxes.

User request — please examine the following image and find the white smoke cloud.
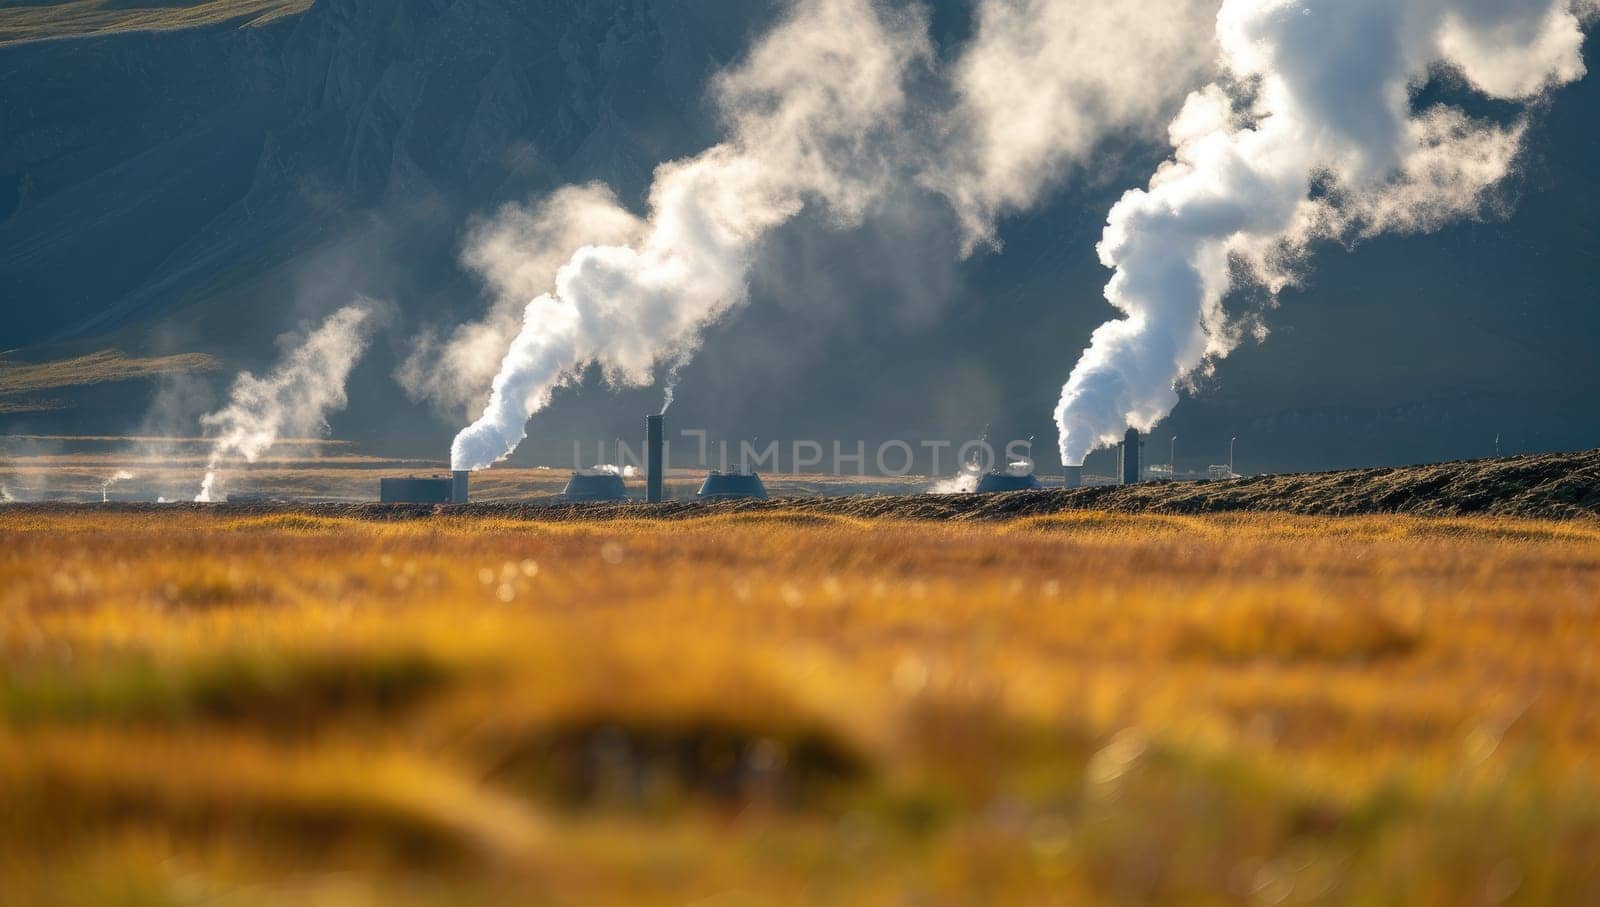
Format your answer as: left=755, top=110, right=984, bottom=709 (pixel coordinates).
left=1054, top=0, right=1594, bottom=466
left=586, top=464, right=639, bottom=478
left=399, top=184, right=647, bottom=416
left=929, top=463, right=983, bottom=495
left=931, top=0, right=1222, bottom=252
left=450, top=0, right=930, bottom=471
left=658, top=371, right=680, bottom=416
left=1292, top=109, right=1527, bottom=248
left=657, top=351, right=692, bottom=416
left=101, top=470, right=135, bottom=503
left=195, top=304, right=375, bottom=502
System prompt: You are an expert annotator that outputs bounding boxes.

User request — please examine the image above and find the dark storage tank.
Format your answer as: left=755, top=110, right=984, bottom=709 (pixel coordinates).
left=696, top=471, right=768, bottom=501
left=974, top=471, right=1042, bottom=494
left=563, top=471, right=630, bottom=502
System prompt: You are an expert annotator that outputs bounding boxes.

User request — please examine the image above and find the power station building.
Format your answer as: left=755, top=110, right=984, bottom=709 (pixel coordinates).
left=974, top=470, right=1041, bottom=494
left=562, top=472, right=630, bottom=502
left=380, top=471, right=469, bottom=504
left=697, top=471, right=768, bottom=501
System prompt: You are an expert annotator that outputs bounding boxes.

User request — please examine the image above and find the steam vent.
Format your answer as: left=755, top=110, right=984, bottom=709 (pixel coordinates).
left=696, top=471, right=769, bottom=501
left=380, top=471, right=469, bottom=504
left=974, top=470, right=1042, bottom=494
left=563, top=471, right=630, bottom=502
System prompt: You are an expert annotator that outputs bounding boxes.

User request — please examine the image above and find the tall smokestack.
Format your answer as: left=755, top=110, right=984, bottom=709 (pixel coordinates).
left=1121, top=428, right=1140, bottom=486
left=646, top=414, right=664, bottom=503
left=451, top=470, right=470, bottom=504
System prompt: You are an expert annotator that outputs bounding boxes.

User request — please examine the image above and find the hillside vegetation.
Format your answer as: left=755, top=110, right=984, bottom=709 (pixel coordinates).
left=0, top=350, right=217, bottom=395
left=2, top=508, right=1598, bottom=903
left=0, top=350, right=218, bottom=417
left=0, top=0, right=310, bottom=46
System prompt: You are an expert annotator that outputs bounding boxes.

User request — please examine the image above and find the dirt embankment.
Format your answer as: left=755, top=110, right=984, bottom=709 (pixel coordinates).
left=13, top=449, right=1600, bottom=523
left=499, top=448, right=1600, bottom=522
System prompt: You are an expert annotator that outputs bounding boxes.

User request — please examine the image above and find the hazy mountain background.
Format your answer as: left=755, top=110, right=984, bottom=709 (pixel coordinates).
left=2, top=0, right=1597, bottom=476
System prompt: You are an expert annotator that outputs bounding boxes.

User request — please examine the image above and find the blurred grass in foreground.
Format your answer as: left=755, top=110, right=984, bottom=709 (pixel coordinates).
left=1, top=508, right=1598, bottom=904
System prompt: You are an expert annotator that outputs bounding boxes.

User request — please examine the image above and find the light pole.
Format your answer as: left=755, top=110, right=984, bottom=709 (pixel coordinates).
left=1229, top=436, right=1237, bottom=476
left=1169, top=436, right=1178, bottom=478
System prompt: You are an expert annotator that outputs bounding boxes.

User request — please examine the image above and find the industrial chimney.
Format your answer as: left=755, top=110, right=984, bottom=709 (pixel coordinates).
left=1121, top=428, right=1141, bottom=486
left=645, top=414, right=664, bottom=503
left=451, top=470, right=470, bottom=504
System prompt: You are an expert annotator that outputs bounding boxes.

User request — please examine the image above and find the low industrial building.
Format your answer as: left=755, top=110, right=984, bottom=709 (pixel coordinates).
left=563, top=472, right=630, bottom=502
left=380, top=471, right=469, bottom=504
left=696, top=471, right=768, bottom=501
left=974, top=471, right=1042, bottom=494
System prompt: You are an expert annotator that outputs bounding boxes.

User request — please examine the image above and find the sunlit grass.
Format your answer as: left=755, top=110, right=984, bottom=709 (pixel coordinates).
left=2, top=509, right=1598, bottom=903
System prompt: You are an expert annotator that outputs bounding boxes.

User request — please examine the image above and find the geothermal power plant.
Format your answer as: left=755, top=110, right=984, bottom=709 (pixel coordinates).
left=369, top=415, right=1165, bottom=506
left=377, top=413, right=776, bottom=505
left=165, top=419, right=1190, bottom=505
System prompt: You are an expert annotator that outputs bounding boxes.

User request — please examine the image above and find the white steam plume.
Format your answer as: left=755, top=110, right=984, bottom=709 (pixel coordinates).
left=399, top=184, right=647, bottom=416
left=1055, top=0, right=1594, bottom=466
left=658, top=373, right=679, bottom=416
left=932, top=0, right=1222, bottom=252
left=101, top=470, right=135, bottom=503
left=929, top=461, right=984, bottom=495
left=195, top=305, right=374, bottom=502
left=658, top=351, right=691, bottom=416
left=451, top=0, right=929, bottom=471
left=586, top=464, right=639, bottom=478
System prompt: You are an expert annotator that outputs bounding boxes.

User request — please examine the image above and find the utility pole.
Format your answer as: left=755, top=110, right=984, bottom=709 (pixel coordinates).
left=1229, top=436, right=1237, bottom=476
left=1170, top=435, right=1178, bottom=478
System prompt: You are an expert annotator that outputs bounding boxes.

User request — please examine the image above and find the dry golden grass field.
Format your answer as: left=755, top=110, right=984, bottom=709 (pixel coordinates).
left=2, top=507, right=1599, bottom=904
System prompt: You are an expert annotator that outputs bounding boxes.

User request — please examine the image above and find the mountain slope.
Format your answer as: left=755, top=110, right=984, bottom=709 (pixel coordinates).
left=2, top=1, right=1598, bottom=473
